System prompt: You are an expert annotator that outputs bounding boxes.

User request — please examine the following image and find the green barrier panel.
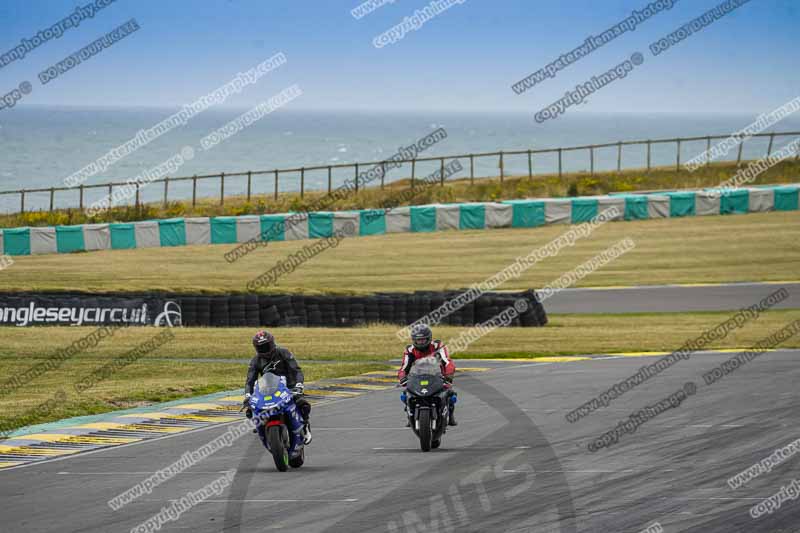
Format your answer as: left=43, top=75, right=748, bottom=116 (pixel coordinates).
left=623, top=195, right=649, bottom=220
left=359, top=209, right=386, bottom=236
left=210, top=217, right=238, bottom=244
left=56, top=226, right=85, bottom=253
left=459, top=204, right=486, bottom=230
left=774, top=187, right=799, bottom=211
left=410, top=206, right=436, bottom=232
left=571, top=198, right=598, bottom=223
left=260, top=215, right=285, bottom=241
left=668, top=192, right=695, bottom=217
left=506, top=200, right=545, bottom=228
left=3, top=228, right=30, bottom=256
left=110, top=223, right=136, bottom=250
left=309, top=212, right=334, bottom=238
left=158, top=218, right=186, bottom=247
left=720, top=189, right=749, bottom=214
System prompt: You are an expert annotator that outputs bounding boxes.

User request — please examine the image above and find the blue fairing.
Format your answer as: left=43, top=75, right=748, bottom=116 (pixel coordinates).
left=250, top=373, right=304, bottom=456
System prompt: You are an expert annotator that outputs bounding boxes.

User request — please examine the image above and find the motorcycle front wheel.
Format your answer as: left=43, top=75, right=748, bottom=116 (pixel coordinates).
left=267, top=425, right=289, bottom=472
left=418, top=409, right=432, bottom=452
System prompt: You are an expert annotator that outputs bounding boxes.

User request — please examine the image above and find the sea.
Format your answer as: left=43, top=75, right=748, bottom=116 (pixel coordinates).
left=1, top=106, right=799, bottom=213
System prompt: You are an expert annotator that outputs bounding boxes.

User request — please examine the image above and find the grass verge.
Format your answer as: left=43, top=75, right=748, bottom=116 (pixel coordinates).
left=2, top=210, right=798, bottom=293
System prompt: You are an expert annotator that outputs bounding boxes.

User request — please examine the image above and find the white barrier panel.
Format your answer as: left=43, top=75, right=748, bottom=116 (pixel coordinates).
left=748, top=188, right=774, bottom=212
left=185, top=218, right=211, bottom=246
left=83, top=223, right=111, bottom=251
left=386, top=206, right=411, bottom=233
left=647, top=195, right=670, bottom=219
left=236, top=216, right=261, bottom=243
left=30, top=227, right=57, bottom=255
left=597, top=196, right=625, bottom=221
left=544, top=199, right=571, bottom=224
left=333, top=211, right=359, bottom=236
left=485, top=203, right=513, bottom=228
left=284, top=213, right=309, bottom=241
left=695, top=192, right=721, bottom=216
left=134, top=221, right=160, bottom=248
left=435, top=204, right=460, bottom=231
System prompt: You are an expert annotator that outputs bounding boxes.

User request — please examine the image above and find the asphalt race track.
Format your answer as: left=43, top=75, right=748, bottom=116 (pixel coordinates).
left=3, top=350, right=800, bottom=532
left=545, top=282, right=800, bottom=314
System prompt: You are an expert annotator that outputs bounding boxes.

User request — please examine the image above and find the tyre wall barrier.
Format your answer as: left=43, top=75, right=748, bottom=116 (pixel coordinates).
left=0, top=290, right=547, bottom=328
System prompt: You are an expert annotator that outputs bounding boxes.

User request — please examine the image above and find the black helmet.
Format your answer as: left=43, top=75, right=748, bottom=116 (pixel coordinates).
left=253, top=330, right=276, bottom=355
left=410, top=324, right=432, bottom=351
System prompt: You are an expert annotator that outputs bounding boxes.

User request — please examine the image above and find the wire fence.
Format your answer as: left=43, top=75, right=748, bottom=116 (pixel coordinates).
left=2, top=130, right=799, bottom=215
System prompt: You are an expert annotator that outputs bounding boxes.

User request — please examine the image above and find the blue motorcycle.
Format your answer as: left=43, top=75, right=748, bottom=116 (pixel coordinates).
left=245, top=373, right=306, bottom=472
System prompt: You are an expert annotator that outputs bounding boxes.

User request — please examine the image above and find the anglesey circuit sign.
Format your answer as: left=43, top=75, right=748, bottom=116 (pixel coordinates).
left=0, top=296, right=182, bottom=327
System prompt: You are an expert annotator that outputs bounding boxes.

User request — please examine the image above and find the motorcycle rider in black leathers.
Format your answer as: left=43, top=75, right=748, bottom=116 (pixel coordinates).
left=244, top=330, right=312, bottom=444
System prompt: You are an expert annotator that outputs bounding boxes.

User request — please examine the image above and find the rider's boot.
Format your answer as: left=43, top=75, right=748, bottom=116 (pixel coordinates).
left=303, top=420, right=312, bottom=445
left=448, top=408, right=458, bottom=426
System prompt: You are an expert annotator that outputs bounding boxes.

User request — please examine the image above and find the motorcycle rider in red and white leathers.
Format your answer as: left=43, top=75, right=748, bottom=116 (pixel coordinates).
left=398, top=324, right=458, bottom=426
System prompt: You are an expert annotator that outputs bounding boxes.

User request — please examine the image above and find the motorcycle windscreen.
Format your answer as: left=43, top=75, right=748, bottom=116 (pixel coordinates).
left=256, top=373, right=285, bottom=396
left=408, top=357, right=441, bottom=376
left=407, top=358, right=445, bottom=395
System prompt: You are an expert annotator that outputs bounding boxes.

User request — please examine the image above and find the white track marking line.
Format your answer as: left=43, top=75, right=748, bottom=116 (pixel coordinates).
left=56, top=471, right=231, bottom=475
left=145, top=498, right=359, bottom=503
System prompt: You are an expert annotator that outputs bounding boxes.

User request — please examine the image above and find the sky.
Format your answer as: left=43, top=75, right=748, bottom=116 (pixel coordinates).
left=0, top=0, right=798, bottom=114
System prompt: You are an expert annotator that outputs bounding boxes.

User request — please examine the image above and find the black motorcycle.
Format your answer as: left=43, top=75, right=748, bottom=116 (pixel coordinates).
left=404, top=358, right=451, bottom=452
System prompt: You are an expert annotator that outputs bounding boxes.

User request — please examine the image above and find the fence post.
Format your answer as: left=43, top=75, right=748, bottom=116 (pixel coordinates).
left=220, top=173, right=225, bottom=205
left=274, top=170, right=279, bottom=200
left=163, top=177, right=169, bottom=207
left=327, top=166, right=332, bottom=194
left=381, top=161, right=386, bottom=189
left=767, top=133, right=775, bottom=156
left=469, top=154, right=474, bottom=183
left=676, top=139, right=681, bottom=171
left=49, top=187, right=55, bottom=212
left=79, top=184, right=84, bottom=211
left=706, top=136, right=712, bottom=167
left=192, top=175, right=197, bottom=207
left=247, top=171, right=252, bottom=202
left=354, top=163, right=359, bottom=192
left=300, top=167, right=305, bottom=199
left=108, top=184, right=113, bottom=206
left=20, top=190, right=25, bottom=214
left=411, top=160, right=416, bottom=189
left=440, top=158, right=445, bottom=186
left=527, top=149, right=532, bottom=178
left=617, top=142, right=622, bottom=172
left=558, top=148, right=563, bottom=178
left=499, top=152, right=504, bottom=183
left=737, top=142, right=744, bottom=166
left=135, top=183, right=140, bottom=208
left=590, top=146, right=594, bottom=176
left=646, top=141, right=651, bottom=172
left=796, top=141, right=800, bottom=161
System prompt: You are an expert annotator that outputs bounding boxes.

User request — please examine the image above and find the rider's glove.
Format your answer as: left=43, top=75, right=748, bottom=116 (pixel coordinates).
left=291, top=383, right=305, bottom=396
